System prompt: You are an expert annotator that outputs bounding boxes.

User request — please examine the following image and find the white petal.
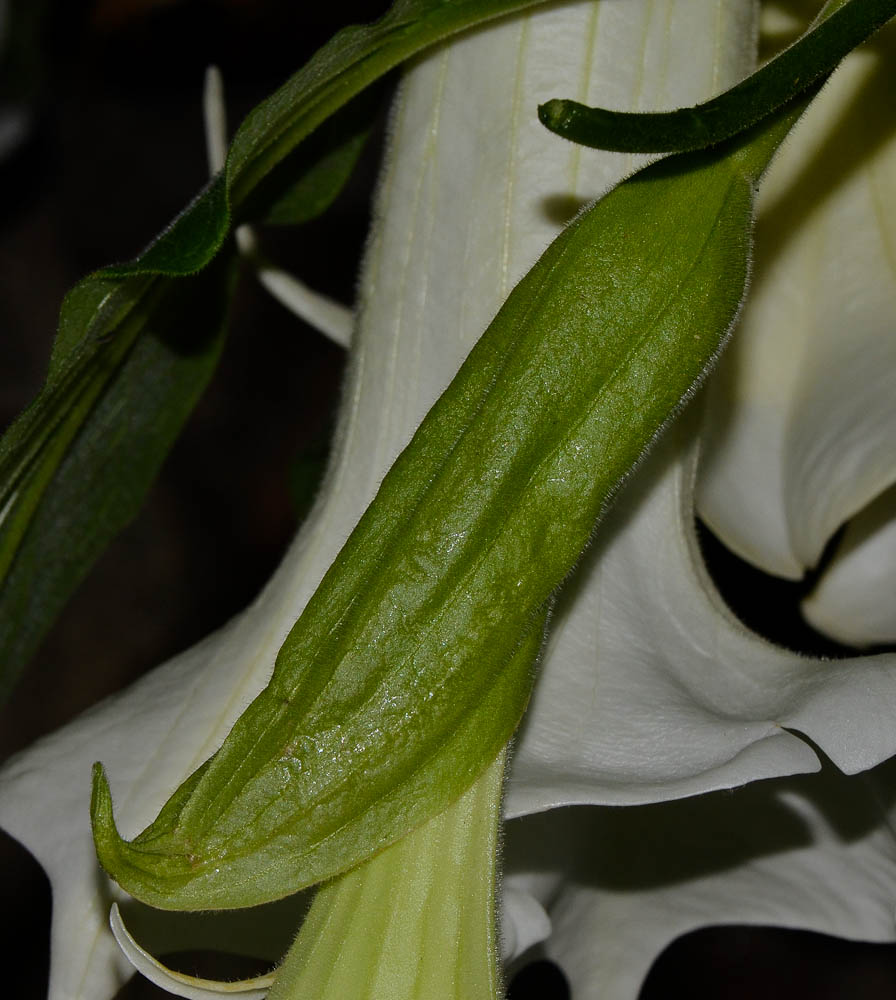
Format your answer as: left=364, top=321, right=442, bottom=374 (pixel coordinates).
left=697, top=19, right=896, bottom=577
left=507, top=419, right=896, bottom=815
left=235, top=224, right=354, bottom=347
left=500, top=883, right=552, bottom=961
left=203, top=65, right=228, bottom=177
left=802, top=484, right=896, bottom=646
left=0, top=621, right=287, bottom=1000
left=202, top=68, right=354, bottom=346
left=505, top=757, right=896, bottom=998
left=110, top=904, right=274, bottom=1000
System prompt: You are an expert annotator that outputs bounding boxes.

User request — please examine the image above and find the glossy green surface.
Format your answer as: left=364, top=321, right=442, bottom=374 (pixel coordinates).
left=92, top=104, right=805, bottom=911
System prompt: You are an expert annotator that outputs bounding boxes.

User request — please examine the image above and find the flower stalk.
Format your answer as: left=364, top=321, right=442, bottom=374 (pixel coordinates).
left=268, top=754, right=505, bottom=1000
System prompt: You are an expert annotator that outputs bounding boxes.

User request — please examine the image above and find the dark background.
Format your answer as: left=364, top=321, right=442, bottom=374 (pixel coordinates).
left=1, top=1, right=895, bottom=997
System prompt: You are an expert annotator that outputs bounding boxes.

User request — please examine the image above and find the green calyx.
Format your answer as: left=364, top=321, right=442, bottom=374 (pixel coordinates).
left=92, top=101, right=807, bottom=911
left=267, top=753, right=505, bottom=1000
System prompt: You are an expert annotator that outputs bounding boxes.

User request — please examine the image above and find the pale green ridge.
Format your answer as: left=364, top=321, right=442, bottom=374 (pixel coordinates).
left=267, top=753, right=504, bottom=1000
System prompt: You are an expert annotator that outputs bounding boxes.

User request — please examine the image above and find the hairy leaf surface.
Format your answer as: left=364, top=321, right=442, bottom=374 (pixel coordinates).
left=93, top=103, right=807, bottom=910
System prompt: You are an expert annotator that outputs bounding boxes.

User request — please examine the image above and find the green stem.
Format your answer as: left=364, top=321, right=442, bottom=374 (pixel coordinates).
left=268, top=753, right=506, bottom=1000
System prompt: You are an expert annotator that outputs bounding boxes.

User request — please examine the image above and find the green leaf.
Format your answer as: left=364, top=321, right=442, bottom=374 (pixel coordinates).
left=92, top=100, right=809, bottom=912
left=223, top=0, right=561, bottom=217
left=538, top=0, right=895, bottom=153
left=287, top=429, right=332, bottom=526
left=108, top=754, right=505, bottom=999
left=0, top=258, right=236, bottom=703
left=249, top=88, right=385, bottom=226
left=0, top=171, right=232, bottom=702
left=0, top=0, right=552, bottom=700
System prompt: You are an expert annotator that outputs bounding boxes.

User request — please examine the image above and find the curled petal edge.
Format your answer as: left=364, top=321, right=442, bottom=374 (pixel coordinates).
left=109, top=904, right=274, bottom=1000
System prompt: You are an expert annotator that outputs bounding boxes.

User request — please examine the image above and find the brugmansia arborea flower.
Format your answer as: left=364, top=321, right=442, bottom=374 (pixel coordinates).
left=698, top=1, right=896, bottom=647
left=1, top=2, right=895, bottom=999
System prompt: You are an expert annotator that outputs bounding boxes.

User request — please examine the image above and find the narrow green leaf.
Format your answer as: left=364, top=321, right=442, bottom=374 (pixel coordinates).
left=223, top=0, right=559, bottom=216
left=287, top=430, right=331, bottom=525
left=538, top=0, right=894, bottom=153
left=248, top=88, right=385, bottom=226
left=0, top=177, right=231, bottom=700
left=107, top=175, right=231, bottom=278
left=0, top=0, right=552, bottom=700
left=92, top=100, right=808, bottom=911
left=0, top=258, right=236, bottom=703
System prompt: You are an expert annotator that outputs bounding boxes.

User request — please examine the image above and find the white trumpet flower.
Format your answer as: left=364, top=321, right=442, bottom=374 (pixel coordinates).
left=697, top=3, right=896, bottom=645
left=1, top=2, right=896, bottom=999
